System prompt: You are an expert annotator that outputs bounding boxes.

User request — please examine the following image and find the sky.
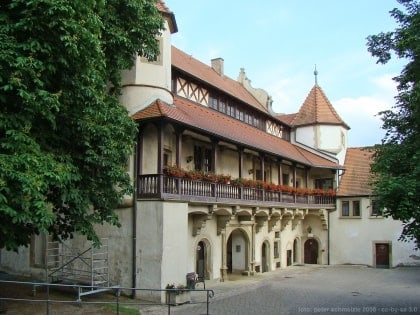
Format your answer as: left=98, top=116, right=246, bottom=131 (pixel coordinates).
left=166, top=0, right=407, bottom=147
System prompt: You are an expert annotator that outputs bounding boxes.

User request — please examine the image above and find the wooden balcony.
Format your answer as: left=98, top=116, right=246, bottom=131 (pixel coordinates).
left=137, top=174, right=336, bottom=209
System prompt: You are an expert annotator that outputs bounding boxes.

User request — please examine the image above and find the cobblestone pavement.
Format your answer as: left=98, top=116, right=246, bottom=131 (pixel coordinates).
left=140, top=265, right=420, bottom=315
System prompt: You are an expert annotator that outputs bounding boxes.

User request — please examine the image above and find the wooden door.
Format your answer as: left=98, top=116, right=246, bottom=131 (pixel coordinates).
left=375, top=243, right=390, bottom=268
left=304, top=239, right=318, bottom=264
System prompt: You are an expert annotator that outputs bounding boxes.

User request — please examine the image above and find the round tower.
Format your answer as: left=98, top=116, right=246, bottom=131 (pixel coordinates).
left=120, top=3, right=177, bottom=116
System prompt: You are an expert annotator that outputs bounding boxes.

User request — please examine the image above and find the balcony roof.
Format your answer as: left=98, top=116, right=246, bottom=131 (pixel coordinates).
left=132, top=96, right=342, bottom=170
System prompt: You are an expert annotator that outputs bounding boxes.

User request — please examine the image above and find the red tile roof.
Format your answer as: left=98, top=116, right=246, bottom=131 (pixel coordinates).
left=156, top=0, right=171, bottom=13
left=276, top=113, right=296, bottom=126
left=133, top=96, right=341, bottom=169
left=291, top=85, right=350, bottom=129
left=337, top=147, right=375, bottom=196
left=172, top=46, right=268, bottom=114
left=156, top=1, right=177, bottom=33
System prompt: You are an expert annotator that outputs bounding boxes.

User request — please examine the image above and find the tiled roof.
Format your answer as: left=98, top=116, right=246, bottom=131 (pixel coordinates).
left=172, top=46, right=269, bottom=114
left=132, top=96, right=340, bottom=169
left=276, top=113, right=296, bottom=126
left=156, top=1, right=177, bottom=33
left=291, top=85, right=350, bottom=129
left=156, top=0, right=171, bottom=13
left=337, top=147, right=374, bottom=196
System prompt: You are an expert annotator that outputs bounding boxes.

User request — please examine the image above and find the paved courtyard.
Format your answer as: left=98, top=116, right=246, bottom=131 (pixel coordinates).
left=142, top=265, right=420, bottom=315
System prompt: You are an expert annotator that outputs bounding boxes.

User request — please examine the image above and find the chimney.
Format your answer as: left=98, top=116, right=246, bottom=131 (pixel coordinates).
left=211, top=58, right=224, bottom=76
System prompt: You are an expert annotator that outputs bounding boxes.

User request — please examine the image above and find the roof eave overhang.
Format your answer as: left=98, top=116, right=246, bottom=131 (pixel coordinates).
left=136, top=115, right=340, bottom=170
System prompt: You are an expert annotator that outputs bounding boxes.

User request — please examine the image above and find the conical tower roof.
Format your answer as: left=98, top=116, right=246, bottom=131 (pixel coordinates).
left=291, top=85, right=350, bottom=129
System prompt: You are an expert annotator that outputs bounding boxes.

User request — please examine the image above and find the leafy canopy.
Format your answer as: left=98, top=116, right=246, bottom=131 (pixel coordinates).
left=0, top=0, right=164, bottom=250
left=366, top=0, right=420, bottom=249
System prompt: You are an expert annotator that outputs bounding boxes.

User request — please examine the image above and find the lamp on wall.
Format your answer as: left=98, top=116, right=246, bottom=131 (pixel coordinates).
left=248, top=169, right=254, bottom=175
left=186, top=155, right=193, bottom=163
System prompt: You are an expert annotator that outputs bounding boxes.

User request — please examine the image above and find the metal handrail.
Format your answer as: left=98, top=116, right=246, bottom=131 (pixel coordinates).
left=0, top=279, right=215, bottom=315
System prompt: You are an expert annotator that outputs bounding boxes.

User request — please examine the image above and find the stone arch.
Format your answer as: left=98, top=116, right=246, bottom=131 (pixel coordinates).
left=226, top=228, right=250, bottom=274
left=304, top=237, right=321, bottom=264
left=261, top=239, right=270, bottom=273
left=195, top=237, right=212, bottom=280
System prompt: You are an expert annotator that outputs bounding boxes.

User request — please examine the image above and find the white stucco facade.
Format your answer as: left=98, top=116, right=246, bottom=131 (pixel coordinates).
left=330, top=197, right=418, bottom=267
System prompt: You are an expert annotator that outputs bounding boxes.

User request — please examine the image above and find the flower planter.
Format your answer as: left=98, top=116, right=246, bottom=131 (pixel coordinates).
left=166, top=290, right=191, bottom=306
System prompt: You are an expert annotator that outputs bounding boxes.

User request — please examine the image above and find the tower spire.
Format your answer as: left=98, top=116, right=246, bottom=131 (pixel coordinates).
left=314, top=64, right=318, bottom=86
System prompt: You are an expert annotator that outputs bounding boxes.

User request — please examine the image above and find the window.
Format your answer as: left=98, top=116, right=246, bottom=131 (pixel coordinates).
left=194, top=145, right=212, bottom=172
left=282, top=173, right=289, bottom=186
left=352, top=200, right=360, bottom=216
left=315, top=178, right=333, bottom=190
left=209, top=96, right=218, bottom=109
left=371, top=200, right=383, bottom=216
left=219, top=99, right=226, bottom=113
left=274, top=241, right=279, bottom=259
left=227, top=104, right=234, bottom=117
left=140, top=38, right=162, bottom=65
left=163, top=149, right=172, bottom=166
left=341, top=199, right=362, bottom=218
left=341, top=201, right=350, bottom=216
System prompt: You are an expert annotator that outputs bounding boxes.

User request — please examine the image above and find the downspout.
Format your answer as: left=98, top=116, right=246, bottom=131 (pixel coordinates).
left=132, top=140, right=138, bottom=298
left=327, top=210, right=330, bottom=265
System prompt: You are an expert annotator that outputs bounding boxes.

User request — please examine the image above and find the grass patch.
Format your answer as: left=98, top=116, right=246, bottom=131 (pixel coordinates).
left=103, top=303, right=139, bottom=314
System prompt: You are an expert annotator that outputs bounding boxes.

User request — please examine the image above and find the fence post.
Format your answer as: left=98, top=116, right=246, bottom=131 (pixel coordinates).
left=46, top=283, right=50, bottom=315
left=116, top=287, right=120, bottom=315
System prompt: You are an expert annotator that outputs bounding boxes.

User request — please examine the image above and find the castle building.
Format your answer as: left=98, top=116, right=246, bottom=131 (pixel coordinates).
left=1, top=0, right=418, bottom=302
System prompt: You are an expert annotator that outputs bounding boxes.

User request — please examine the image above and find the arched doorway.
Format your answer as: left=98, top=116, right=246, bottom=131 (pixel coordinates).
left=195, top=239, right=212, bottom=281
left=227, top=229, right=249, bottom=274
left=304, top=239, right=318, bottom=264
left=261, top=241, right=270, bottom=272
left=196, top=241, right=206, bottom=281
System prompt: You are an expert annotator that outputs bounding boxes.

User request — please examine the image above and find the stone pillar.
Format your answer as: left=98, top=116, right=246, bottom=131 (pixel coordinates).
left=220, top=230, right=228, bottom=282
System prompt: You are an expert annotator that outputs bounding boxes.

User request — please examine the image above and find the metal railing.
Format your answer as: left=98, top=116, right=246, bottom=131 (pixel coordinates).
left=0, top=279, right=214, bottom=315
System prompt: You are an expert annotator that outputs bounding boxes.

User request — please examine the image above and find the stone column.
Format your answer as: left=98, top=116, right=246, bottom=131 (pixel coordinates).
left=220, top=230, right=228, bottom=282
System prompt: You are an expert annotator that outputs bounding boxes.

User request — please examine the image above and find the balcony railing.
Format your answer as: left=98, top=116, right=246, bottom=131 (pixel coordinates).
left=138, top=174, right=336, bottom=208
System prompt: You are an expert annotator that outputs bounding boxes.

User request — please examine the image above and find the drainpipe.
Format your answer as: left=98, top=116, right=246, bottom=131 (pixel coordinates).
left=327, top=210, right=330, bottom=265
left=132, top=141, right=138, bottom=298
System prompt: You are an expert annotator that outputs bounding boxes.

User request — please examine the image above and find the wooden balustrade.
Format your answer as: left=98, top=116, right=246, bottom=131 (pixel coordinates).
left=138, top=174, right=335, bottom=207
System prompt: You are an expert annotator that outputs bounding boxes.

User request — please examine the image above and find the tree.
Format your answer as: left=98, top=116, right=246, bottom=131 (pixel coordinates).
left=0, top=0, right=164, bottom=250
left=366, top=0, right=420, bottom=249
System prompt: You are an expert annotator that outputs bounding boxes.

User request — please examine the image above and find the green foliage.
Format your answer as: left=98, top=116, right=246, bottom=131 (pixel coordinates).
left=366, top=0, right=420, bottom=249
left=0, top=0, right=164, bottom=250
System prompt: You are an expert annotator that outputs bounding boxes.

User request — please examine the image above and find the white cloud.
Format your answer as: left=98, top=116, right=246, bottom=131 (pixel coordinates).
left=334, top=97, right=386, bottom=147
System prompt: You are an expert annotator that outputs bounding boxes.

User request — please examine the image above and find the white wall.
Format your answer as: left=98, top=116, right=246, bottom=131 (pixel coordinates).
left=136, top=201, right=189, bottom=302
left=330, top=197, right=419, bottom=267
